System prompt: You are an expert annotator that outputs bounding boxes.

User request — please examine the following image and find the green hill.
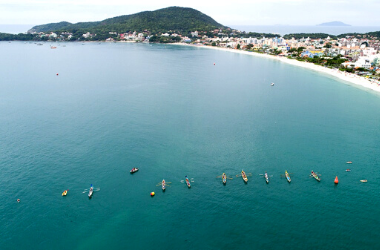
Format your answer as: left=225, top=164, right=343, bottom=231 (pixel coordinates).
left=28, top=21, right=73, bottom=33
left=28, top=7, right=227, bottom=34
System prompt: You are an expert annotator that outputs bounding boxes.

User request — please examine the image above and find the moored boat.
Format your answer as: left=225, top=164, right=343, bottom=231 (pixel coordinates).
left=311, top=171, right=321, bottom=182
left=222, top=173, right=227, bottom=184
left=62, top=190, right=68, bottom=196
left=285, top=171, right=291, bottom=183
left=346, top=169, right=351, bottom=172
left=241, top=170, right=248, bottom=183
left=346, top=161, right=352, bottom=164
left=130, top=168, right=139, bottom=173
left=88, top=184, right=93, bottom=198
left=360, top=180, right=367, bottom=183
left=185, top=176, right=191, bottom=188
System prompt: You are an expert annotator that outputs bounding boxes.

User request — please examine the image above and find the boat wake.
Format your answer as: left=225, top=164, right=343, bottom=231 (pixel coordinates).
left=82, top=188, right=100, bottom=193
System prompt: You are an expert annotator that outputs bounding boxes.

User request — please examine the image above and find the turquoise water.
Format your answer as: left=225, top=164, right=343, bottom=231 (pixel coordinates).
left=1, top=42, right=380, bottom=250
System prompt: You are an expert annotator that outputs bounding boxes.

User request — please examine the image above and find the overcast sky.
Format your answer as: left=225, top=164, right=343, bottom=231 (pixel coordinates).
left=1, top=0, right=379, bottom=26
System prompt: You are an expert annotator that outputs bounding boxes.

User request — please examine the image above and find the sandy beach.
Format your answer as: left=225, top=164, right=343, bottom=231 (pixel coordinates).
left=175, top=43, right=380, bottom=94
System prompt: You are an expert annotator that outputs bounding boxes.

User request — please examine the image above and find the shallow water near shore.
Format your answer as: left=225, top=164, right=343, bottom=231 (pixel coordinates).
left=1, top=42, right=380, bottom=250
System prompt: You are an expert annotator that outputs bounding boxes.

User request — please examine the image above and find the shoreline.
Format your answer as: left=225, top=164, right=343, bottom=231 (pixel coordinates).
left=174, top=43, right=380, bottom=94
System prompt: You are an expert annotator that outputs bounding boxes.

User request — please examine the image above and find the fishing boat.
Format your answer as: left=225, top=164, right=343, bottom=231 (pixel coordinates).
left=311, top=171, right=321, bottom=182
left=285, top=171, right=291, bottom=183
left=185, top=176, right=191, bottom=188
left=130, top=168, right=139, bottom=173
left=62, top=190, right=68, bottom=196
left=162, top=179, right=166, bottom=191
left=222, top=173, right=227, bottom=184
left=264, top=172, right=269, bottom=183
left=241, top=170, right=248, bottom=183
left=88, top=184, right=94, bottom=198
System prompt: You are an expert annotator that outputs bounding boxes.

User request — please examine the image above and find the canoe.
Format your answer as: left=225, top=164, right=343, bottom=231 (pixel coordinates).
left=241, top=170, right=248, bottom=183
left=130, top=168, right=139, bottom=173
left=311, top=171, right=321, bottom=182
left=264, top=172, right=269, bottom=183
left=162, top=179, right=166, bottom=191
left=88, top=185, right=94, bottom=198
left=185, top=176, right=191, bottom=188
left=222, top=173, right=227, bottom=184
left=285, top=171, right=291, bottom=183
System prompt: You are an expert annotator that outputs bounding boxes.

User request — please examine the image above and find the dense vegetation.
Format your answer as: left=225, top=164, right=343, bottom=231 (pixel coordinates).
left=29, top=7, right=227, bottom=34
left=28, top=21, right=72, bottom=33
left=338, top=31, right=380, bottom=38
left=0, top=32, right=35, bottom=41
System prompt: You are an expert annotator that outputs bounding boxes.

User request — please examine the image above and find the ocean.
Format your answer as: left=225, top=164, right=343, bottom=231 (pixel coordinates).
left=1, top=42, right=380, bottom=250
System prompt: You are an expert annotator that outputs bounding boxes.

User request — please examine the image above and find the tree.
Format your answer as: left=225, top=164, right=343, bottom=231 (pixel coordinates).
left=237, top=44, right=240, bottom=49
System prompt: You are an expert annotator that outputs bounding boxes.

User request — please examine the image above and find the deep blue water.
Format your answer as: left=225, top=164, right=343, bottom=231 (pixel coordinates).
left=1, top=42, right=380, bottom=250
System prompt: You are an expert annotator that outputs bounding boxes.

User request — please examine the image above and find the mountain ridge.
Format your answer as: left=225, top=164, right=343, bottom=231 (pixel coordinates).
left=28, top=7, right=227, bottom=34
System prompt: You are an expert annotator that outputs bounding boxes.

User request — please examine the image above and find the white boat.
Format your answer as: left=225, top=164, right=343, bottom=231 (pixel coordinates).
left=271, top=82, right=274, bottom=86
left=264, top=172, right=269, bottom=183
left=88, top=184, right=93, bottom=198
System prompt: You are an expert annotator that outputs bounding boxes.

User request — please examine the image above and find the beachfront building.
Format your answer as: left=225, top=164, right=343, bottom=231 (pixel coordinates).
left=301, top=50, right=324, bottom=58
left=354, top=57, right=372, bottom=69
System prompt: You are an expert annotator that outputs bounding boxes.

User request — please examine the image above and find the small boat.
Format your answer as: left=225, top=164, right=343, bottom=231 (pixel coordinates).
left=88, top=184, right=94, bottom=198
left=222, top=173, right=227, bottom=184
left=346, top=169, right=351, bottom=172
left=185, top=176, right=191, bottom=188
left=241, top=170, right=248, bottom=183
left=162, top=179, right=166, bottom=191
left=271, top=82, right=274, bottom=86
left=285, top=170, right=291, bottom=183
left=334, top=176, right=339, bottom=184
left=311, top=171, right=321, bottom=182
left=360, top=180, right=367, bottom=183
left=50, top=46, right=57, bottom=49
left=346, top=161, right=352, bottom=164
left=264, top=172, right=269, bottom=184
left=130, top=168, right=139, bottom=173
left=62, top=190, right=68, bottom=196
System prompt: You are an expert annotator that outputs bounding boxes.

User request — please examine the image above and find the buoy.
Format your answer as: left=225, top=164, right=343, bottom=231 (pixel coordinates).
left=17, top=199, right=20, bottom=203
left=213, top=63, right=215, bottom=65
left=334, top=176, right=339, bottom=184
left=150, top=192, right=155, bottom=197
left=56, top=73, right=59, bottom=76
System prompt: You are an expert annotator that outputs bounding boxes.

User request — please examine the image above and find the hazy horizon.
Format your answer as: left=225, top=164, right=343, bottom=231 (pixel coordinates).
left=0, top=1, right=379, bottom=26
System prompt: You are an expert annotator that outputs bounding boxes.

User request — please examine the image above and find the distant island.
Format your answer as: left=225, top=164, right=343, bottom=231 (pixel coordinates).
left=317, top=21, right=351, bottom=27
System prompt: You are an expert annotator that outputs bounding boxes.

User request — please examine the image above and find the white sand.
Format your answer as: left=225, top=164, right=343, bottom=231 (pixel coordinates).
left=175, top=43, right=380, bottom=94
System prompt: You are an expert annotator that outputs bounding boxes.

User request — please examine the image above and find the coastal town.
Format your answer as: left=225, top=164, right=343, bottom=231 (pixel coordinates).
left=28, top=29, right=380, bottom=82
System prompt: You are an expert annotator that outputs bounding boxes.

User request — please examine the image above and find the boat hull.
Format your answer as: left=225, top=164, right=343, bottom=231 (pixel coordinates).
left=130, top=168, right=139, bottom=173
